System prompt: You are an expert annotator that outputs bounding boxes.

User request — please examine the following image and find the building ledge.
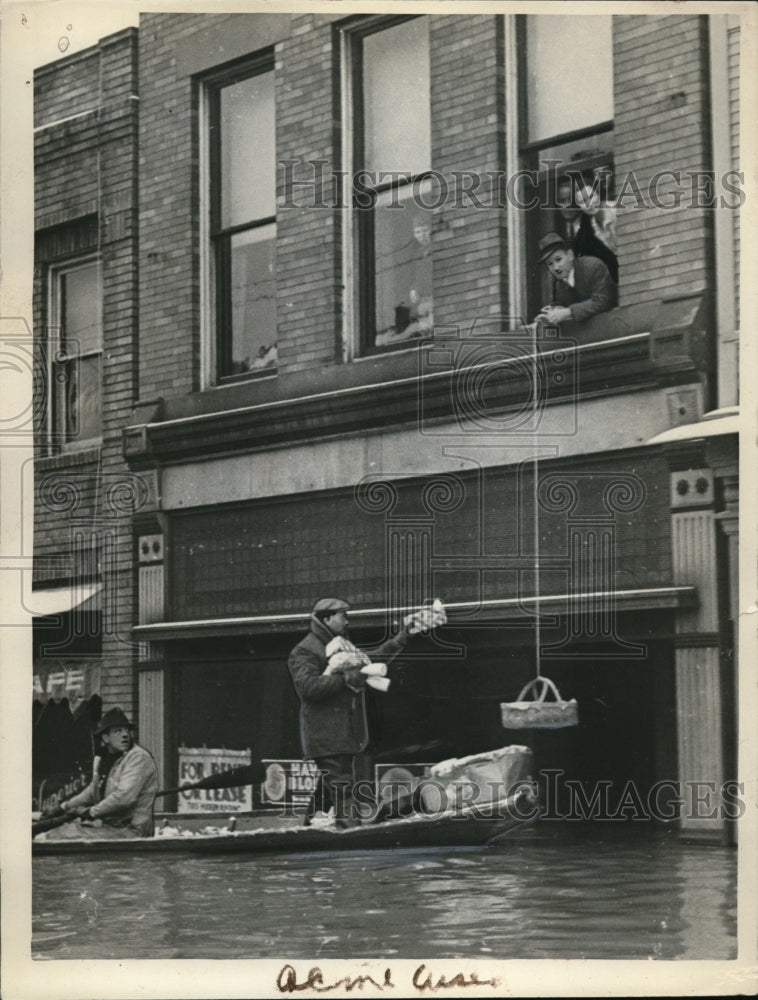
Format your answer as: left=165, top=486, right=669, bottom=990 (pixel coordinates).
left=132, top=586, right=698, bottom=640
left=123, top=292, right=709, bottom=467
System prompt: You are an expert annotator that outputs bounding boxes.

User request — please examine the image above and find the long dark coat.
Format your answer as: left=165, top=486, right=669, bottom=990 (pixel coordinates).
left=288, top=616, right=408, bottom=759
left=572, top=213, right=619, bottom=283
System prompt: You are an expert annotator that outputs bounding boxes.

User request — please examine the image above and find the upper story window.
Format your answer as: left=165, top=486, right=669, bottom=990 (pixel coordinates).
left=519, top=15, right=616, bottom=318
left=207, top=57, right=277, bottom=383
left=347, top=16, right=434, bottom=355
left=47, top=257, right=102, bottom=449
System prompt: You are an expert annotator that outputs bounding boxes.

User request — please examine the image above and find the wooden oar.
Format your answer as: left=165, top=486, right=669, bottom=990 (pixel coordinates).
left=33, top=740, right=450, bottom=834
left=378, top=739, right=447, bottom=761
left=32, top=812, right=71, bottom=836
left=33, top=756, right=102, bottom=837
left=32, top=764, right=263, bottom=834
left=156, top=741, right=448, bottom=797
left=156, top=762, right=266, bottom=797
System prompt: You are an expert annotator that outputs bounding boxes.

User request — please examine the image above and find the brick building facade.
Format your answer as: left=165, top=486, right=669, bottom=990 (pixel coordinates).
left=33, top=13, right=742, bottom=837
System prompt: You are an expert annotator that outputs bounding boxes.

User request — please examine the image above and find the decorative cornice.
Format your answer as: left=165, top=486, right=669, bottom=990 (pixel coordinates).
left=123, top=331, right=700, bottom=468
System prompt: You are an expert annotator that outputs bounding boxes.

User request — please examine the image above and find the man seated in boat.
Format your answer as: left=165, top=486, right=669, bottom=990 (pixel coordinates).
left=288, top=597, right=445, bottom=829
left=43, top=708, right=159, bottom=840
left=533, top=231, right=617, bottom=328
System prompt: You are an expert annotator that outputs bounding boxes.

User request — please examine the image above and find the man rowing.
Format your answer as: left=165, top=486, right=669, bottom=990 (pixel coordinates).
left=40, top=708, right=159, bottom=840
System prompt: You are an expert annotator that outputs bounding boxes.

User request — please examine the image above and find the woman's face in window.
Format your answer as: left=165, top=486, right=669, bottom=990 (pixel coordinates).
left=412, top=221, right=431, bottom=249
left=557, top=182, right=579, bottom=220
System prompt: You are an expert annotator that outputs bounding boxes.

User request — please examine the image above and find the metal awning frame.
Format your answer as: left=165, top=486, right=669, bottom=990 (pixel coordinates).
left=132, top=585, right=698, bottom=641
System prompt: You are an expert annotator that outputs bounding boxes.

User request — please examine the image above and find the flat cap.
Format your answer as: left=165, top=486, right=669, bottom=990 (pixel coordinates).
left=312, top=597, right=351, bottom=615
left=538, top=231, right=571, bottom=262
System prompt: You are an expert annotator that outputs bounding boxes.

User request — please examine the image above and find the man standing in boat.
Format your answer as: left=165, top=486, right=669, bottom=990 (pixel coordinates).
left=289, top=598, right=437, bottom=828
left=46, top=708, right=159, bottom=839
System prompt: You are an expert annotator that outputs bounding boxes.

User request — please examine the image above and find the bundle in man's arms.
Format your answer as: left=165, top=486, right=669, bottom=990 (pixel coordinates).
left=324, top=638, right=390, bottom=692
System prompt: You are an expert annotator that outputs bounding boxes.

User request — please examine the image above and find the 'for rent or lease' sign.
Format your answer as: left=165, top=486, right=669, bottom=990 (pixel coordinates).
left=177, top=747, right=252, bottom=814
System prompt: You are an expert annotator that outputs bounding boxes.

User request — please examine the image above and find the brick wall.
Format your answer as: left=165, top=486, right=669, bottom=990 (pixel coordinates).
left=430, top=15, right=508, bottom=331
left=137, top=13, right=202, bottom=399
left=34, top=29, right=140, bottom=716
left=33, top=48, right=101, bottom=129
left=136, top=12, right=516, bottom=388
left=134, top=13, right=720, bottom=390
left=614, top=15, right=713, bottom=306
left=275, top=14, right=342, bottom=372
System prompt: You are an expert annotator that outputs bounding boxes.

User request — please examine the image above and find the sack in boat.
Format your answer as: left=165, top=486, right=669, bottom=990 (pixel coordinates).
left=418, top=744, right=533, bottom=812
left=500, top=677, right=578, bottom=730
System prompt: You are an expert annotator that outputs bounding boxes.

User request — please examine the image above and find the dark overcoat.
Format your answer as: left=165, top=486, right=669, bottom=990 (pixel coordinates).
left=288, top=616, right=408, bottom=759
left=552, top=254, right=618, bottom=322
left=572, top=213, right=619, bottom=283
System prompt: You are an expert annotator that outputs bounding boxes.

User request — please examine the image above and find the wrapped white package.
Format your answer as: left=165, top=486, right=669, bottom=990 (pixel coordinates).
left=405, top=597, right=447, bottom=634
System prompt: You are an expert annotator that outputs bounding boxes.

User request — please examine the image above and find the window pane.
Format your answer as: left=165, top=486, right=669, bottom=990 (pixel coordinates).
left=373, top=185, right=434, bottom=348
left=62, top=263, right=101, bottom=355
left=65, top=355, right=101, bottom=441
left=229, top=224, right=277, bottom=375
left=363, top=18, right=431, bottom=177
left=526, top=15, right=613, bottom=141
left=220, top=71, right=275, bottom=229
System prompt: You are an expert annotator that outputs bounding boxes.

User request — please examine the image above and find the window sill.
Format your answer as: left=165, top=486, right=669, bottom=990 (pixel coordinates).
left=35, top=443, right=102, bottom=471
left=216, top=368, right=278, bottom=387
left=351, top=341, right=424, bottom=363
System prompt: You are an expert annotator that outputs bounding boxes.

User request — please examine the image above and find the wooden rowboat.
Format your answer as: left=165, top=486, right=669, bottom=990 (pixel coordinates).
left=33, top=788, right=538, bottom=857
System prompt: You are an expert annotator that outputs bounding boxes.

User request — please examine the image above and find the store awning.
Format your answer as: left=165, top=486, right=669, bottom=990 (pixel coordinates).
left=647, top=406, right=739, bottom=445
left=131, top=585, right=698, bottom=640
left=28, top=582, right=102, bottom=618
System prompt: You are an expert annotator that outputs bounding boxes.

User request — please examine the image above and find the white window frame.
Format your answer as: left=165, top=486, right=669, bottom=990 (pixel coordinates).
left=199, top=55, right=278, bottom=389
left=198, top=80, right=215, bottom=390
left=514, top=13, right=615, bottom=321
left=340, top=14, right=433, bottom=361
left=46, top=254, right=103, bottom=452
left=504, top=14, right=526, bottom=326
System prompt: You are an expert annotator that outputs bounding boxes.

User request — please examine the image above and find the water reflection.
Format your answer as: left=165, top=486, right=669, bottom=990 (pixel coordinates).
left=33, top=823, right=736, bottom=960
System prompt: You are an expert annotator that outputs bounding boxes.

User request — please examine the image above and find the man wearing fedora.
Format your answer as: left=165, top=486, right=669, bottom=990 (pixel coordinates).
left=288, top=598, right=413, bottom=828
left=534, top=232, right=617, bottom=327
left=53, top=708, right=159, bottom=839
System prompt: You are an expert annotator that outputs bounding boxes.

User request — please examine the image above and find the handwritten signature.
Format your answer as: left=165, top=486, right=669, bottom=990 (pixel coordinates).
left=276, top=964, right=500, bottom=993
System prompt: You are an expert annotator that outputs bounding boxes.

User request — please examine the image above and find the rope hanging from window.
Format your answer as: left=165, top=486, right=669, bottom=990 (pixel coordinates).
left=498, top=322, right=578, bottom=730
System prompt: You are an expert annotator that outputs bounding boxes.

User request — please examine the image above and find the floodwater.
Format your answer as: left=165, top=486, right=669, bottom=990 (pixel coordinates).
left=33, top=822, right=736, bottom=961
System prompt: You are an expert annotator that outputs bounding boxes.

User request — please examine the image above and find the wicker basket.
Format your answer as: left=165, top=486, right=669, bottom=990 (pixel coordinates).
left=500, top=677, right=578, bottom=730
